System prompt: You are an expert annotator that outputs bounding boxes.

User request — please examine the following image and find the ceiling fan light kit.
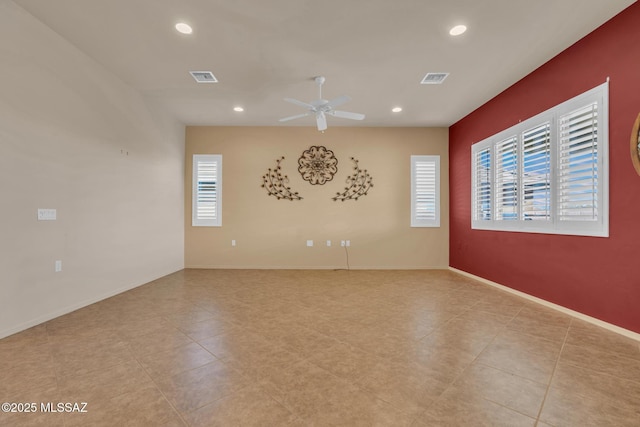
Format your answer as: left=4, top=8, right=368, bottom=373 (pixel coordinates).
left=279, top=76, right=365, bottom=131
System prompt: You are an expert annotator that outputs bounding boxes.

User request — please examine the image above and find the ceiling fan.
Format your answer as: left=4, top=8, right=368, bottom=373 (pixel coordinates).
left=279, top=76, right=365, bottom=131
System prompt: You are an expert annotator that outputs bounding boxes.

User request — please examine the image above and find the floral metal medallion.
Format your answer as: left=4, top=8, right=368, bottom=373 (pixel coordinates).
left=298, top=146, right=338, bottom=185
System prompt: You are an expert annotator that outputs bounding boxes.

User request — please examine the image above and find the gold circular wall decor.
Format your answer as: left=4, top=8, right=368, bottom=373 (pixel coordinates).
left=632, top=112, right=640, bottom=176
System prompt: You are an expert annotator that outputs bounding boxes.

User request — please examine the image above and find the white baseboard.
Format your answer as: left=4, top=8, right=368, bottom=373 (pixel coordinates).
left=186, top=265, right=449, bottom=270
left=449, top=267, right=640, bottom=343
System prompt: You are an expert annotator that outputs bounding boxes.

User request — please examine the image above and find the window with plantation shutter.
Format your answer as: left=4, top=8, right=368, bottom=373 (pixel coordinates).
left=558, top=103, right=598, bottom=222
left=192, top=154, right=222, bottom=227
left=471, top=81, right=608, bottom=237
left=411, top=155, right=440, bottom=227
left=495, top=136, right=518, bottom=221
left=522, top=123, right=551, bottom=221
left=473, top=148, right=492, bottom=221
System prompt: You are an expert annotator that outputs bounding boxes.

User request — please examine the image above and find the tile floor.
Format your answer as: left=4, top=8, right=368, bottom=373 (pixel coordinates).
left=1, top=269, right=639, bottom=426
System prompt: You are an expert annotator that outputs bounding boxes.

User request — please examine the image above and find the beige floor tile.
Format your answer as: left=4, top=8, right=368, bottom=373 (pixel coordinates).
left=306, top=383, right=416, bottom=427
left=174, top=317, right=235, bottom=341
left=125, top=327, right=194, bottom=358
left=197, top=328, right=272, bottom=360
left=184, top=384, right=297, bottom=427
left=415, top=386, right=537, bottom=426
left=49, top=332, right=136, bottom=378
left=0, top=343, right=57, bottom=395
left=257, top=359, right=347, bottom=419
left=112, top=315, right=175, bottom=340
left=138, top=342, right=217, bottom=380
left=2, top=269, right=639, bottom=426
left=451, top=363, right=547, bottom=418
left=154, top=359, right=251, bottom=413
left=56, top=359, right=153, bottom=402
left=539, top=361, right=640, bottom=426
left=62, top=383, right=185, bottom=427
left=0, top=386, right=63, bottom=427
left=475, top=328, right=563, bottom=384
left=567, top=319, right=640, bottom=359
left=307, top=340, right=381, bottom=383
left=355, top=357, right=445, bottom=417
left=559, top=342, right=640, bottom=381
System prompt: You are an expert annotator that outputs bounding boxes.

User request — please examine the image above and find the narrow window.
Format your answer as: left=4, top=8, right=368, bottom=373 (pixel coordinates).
left=192, top=154, right=222, bottom=227
left=411, top=155, right=440, bottom=227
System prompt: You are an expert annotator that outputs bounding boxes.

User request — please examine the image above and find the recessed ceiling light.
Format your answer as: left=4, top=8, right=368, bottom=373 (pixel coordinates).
left=392, top=107, right=403, bottom=113
left=175, top=22, right=193, bottom=35
left=449, top=25, right=467, bottom=36
left=233, top=106, right=244, bottom=112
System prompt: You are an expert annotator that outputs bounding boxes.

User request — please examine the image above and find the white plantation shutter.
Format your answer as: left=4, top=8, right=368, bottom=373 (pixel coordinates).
left=522, top=123, right=551, bottom=221
left=495, top=136, right=518, bottom=221
left=473, top=148, right=492, bottom=221
left=558, top=103, right=598, bottom=222
left=470, top=81, right=608, bottom=237
left=411, top=156, right=440, bottom=227
left=192, top=154, right=222, bottom=227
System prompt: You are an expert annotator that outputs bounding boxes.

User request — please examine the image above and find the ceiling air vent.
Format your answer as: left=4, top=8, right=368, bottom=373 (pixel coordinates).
left=190, top=71, right=218, bottom=83
left=420, top=73, right=449, bottom=85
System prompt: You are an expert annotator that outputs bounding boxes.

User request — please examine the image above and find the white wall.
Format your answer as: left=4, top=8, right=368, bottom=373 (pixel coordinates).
left=0, top=1, right=185, bottom=338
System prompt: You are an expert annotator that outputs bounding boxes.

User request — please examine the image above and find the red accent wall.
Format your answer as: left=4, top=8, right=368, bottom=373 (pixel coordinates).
left=449, top=2, right=640, bottom=333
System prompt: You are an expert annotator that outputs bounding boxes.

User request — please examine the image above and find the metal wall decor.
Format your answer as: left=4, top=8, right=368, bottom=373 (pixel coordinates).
left=332, top=157, right=373, bottom=201
left=298, top=145, right=338, bottom=185
left=631, top=112, right=640, bottom=176
left=261, top=157, right=303, bottom=201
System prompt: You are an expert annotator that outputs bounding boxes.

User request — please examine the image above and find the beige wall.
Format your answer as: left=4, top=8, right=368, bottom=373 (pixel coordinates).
left=185, top=126, right=449, bottom=269
left=0, top=2, right=184, bottom=338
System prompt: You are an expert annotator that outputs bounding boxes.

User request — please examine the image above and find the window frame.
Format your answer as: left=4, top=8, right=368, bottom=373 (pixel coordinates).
left=411, top=155, right=441, bottom=228
left=192, top=154, right=222, bottom=227
left=471, top=82, right=608, bottom=237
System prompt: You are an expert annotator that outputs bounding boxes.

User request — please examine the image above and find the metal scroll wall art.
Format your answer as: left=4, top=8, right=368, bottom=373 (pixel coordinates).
left=332, top=157, right=373, bottom=202
left=297, top=145, right=338, bottom=185
left=261, top=146, right=373, bottom=201
left=261, top=157, right=303, bottom=201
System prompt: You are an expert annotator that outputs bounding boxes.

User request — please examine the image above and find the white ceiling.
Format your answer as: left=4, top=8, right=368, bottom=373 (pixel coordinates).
left=14, top=0, right=635, bottom=128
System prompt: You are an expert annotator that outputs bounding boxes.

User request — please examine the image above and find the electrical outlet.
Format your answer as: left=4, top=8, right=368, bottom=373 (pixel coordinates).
left=346, top=240, right=351, bottom=247
left=341, top=240, right=345, bottom=247
left=326, top=240, right=331, bottom=247
left=231, top=239, right=236, bottom=247
left=55, top=260, right=62, bottom=272
left=307, top=240, right=314, bottom=247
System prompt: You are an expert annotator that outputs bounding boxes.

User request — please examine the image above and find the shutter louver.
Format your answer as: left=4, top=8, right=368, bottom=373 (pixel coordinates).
left=522, top=123, right=551, bottom=221
left=495, top=136, right=518, bottom=221
left=558, top=103, right=598, bottom=222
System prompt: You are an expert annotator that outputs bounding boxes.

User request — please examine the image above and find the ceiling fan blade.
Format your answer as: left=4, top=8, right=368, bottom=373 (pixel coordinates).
left=330, top=110, right=365, bottom=120
left=326, top=95, right=351, bottom=109
left=284, top=98, right=314, bottom=109
left=279, top=112, right=311, bottom=122
left=316, top=111, right=327, bottom=131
